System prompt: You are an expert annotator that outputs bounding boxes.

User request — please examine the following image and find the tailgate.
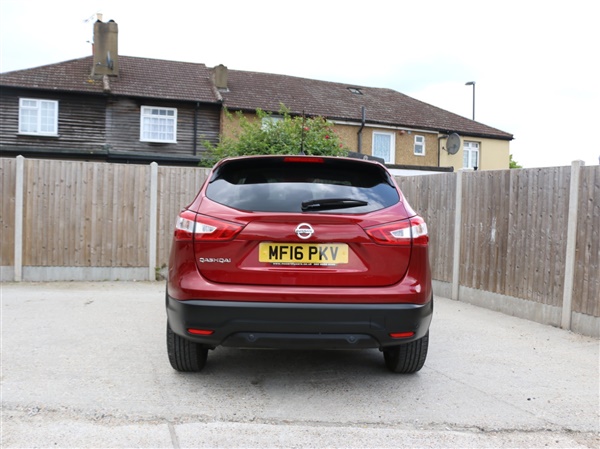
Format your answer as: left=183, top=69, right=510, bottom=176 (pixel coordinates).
left=194, top=217, right=411, bottom=287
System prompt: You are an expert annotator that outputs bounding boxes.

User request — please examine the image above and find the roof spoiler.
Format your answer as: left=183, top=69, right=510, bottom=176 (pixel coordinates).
left=345, top=151, right=385, bottom=164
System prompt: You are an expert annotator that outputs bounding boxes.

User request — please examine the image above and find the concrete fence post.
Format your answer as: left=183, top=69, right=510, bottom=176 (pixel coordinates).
left=561, top=160, right=584, bottom=330
left=451, top=169, right=466, bottom=300
left=14, top=156, right=24, bottom=282
left=148, top=162, right=158, bottom=281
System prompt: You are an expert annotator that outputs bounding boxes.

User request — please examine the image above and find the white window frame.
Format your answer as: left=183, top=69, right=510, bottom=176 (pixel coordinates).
left=18, top=98, right=59, bottom=136
left=140, top=106, right=177, bottom=143
left=261, top=115, right=283, bottom=130
left=372, top=131, right=395, bottom=164
left=463, top=141, right=480, bottom=169
left=414, top=135, right=425, bottom=156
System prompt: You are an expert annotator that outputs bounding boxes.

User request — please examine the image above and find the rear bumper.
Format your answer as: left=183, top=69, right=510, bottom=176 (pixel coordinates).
left=166, top=294, right=433, bottom=350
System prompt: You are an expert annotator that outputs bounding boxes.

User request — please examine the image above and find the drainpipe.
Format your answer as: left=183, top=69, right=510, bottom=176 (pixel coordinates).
left=438, top=135, right=446, bottom=167
left=357, top=106, right=366, bottom=153
left=193, top=102, right=199, bottom=156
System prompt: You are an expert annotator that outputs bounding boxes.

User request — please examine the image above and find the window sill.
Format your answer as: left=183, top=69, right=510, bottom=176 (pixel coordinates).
left=18, top=133, right=60, bottom=138
left=140, top=140, right=178, bottom=144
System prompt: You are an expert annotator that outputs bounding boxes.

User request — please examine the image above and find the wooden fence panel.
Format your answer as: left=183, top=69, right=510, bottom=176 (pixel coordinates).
left=573, top=165, right=600, bottom=316
left=460, top=170, right=511, bottom=295
left=396, top=173, right=455, bottom=283
left=0, top=158, right=16, bottom=266
left=503, top=167, right=571, bottom=307
left=22, top=159, right=149, bottom=267
left=156, top=166, right=209, bottom=267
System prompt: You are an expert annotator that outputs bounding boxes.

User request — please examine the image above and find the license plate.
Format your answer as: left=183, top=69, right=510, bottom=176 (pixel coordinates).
left=259, top=243, right=348, bottom=265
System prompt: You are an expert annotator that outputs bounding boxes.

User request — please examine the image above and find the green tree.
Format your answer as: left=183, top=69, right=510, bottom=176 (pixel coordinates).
left=201, top=108, right=347, bottom=167
left=509, top=154, right=523, bottom=169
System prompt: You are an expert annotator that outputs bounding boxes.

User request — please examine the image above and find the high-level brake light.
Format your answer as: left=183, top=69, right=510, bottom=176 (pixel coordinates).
left=283, top=156, right=324, bottom=163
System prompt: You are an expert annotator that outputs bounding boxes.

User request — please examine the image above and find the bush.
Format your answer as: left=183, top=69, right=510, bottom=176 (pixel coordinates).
left=509, top=154, right=523, bottom=169
left=200, top=108, right=347, bottom=167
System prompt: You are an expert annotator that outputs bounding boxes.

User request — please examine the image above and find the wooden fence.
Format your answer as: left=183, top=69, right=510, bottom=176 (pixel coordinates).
left=1, top=157, right=598, bottom=336
left=0, top=157, right=209, bottom=281
left=397, top=162, right=598, bottom=337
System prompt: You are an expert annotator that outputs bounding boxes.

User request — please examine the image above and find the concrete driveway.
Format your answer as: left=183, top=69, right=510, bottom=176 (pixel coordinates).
left=1, top=282, right=598, bottom=448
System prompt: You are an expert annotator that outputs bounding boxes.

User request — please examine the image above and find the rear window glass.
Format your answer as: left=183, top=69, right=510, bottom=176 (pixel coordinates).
left=205, top=157, right=400, bottom=213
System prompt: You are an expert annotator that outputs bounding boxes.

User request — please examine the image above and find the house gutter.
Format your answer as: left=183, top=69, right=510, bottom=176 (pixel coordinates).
left=0, top=147, right=203, bottom=166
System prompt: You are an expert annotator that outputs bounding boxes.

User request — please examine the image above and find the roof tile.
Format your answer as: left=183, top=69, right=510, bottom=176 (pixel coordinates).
left=1, top=57, right=512, bottom=139
left=0, top=56, right=217, bottom=103
left=222, top=69, right=512, bottom=140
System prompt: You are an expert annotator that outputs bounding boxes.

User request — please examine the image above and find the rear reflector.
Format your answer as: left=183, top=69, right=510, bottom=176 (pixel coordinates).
left=389, top=331, right=415, bottom=339
left=187, top=328, right=214, bottom=336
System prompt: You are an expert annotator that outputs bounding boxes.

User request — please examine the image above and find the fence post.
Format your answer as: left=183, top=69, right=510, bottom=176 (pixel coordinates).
left=148, top=162, right=158, bottom=281
left=451, top=169, right=465, bottom=300
left=561, top=160, right=584, bottom=330
left=14, top=156, right=24, bottom=282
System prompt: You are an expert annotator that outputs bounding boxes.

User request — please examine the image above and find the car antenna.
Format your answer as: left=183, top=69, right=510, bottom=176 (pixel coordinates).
left=299, top=110, right=306, bottom=155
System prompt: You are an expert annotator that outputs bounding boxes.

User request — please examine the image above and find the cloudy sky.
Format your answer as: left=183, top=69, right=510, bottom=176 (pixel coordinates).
left=1, top=0, right=598, bottom=168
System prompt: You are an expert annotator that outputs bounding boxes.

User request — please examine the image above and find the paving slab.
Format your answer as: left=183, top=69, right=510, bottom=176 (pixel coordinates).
left=1, top=281, right=598, bottom=448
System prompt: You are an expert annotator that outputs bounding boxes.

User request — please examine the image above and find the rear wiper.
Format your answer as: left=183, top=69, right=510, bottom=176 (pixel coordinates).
left=301, top=198, right=368, bottom=212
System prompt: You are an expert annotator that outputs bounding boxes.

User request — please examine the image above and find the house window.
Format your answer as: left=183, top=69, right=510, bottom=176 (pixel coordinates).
left=414, top=135, right=425, bottom=156
left=140, top=106, right=177, bottom=143
left=19, top=98, right=58, bottom=135
left=261, top=115, right=283, bottom=130
left=463, top=141, right=480, bottom=169
left=372, top=132, right=395, bottom=164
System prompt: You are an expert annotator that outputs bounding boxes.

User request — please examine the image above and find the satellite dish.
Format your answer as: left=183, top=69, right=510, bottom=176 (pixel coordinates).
left=446, top=133, right=461, bottom=155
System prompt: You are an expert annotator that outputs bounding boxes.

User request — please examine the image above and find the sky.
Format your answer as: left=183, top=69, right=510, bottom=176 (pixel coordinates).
left=1, top=0, right=598, bottom=168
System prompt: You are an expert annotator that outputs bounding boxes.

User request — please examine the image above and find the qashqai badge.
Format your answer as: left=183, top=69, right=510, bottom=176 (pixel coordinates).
left=295, top=223, right=314, bottom=240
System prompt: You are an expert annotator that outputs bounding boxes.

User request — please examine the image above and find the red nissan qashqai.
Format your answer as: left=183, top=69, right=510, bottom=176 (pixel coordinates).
left=166, top=155, right=432, bottom=373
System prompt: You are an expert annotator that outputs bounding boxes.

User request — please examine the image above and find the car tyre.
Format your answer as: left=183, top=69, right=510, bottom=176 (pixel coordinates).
left=383, top=331, right=429, bottom=374
left=167, top=323, right=208, bottom=372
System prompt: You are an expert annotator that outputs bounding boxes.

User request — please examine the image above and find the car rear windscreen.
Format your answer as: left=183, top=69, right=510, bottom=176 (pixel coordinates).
left=205, top=157, right=400, bottom=213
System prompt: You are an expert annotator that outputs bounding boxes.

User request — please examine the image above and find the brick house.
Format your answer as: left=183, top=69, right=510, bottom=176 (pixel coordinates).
left=0, top=19, right=513, bottom=169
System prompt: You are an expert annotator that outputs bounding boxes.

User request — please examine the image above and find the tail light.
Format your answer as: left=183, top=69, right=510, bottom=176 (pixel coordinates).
left=365, top=216, right=429, bottom=246
left=174, top=211, right=244, bottom=241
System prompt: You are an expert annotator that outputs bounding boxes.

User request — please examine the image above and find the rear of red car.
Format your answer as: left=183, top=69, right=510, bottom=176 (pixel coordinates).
left=166, top=155, right=432, bottom=373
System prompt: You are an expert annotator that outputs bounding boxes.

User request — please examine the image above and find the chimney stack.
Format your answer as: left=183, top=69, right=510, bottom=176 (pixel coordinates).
left=92, top=19, right=119, bottom=76
left=214, top=64, right=228, bottom=91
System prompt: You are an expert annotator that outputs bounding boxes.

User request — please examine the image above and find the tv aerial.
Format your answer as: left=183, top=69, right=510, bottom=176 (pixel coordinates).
left=105, top=52, right=113, bottom=70
left=96, top=51, right=114, bottom=70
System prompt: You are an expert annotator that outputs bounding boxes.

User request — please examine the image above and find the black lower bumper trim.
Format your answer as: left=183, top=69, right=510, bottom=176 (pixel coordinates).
left=222, top=332, right=379, bottom=349
left=166, top=295, right=433, bottom=350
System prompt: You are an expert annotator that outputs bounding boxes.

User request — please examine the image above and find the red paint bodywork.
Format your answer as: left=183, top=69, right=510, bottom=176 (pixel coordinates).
left=167, top=156, right=432, bottom=307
